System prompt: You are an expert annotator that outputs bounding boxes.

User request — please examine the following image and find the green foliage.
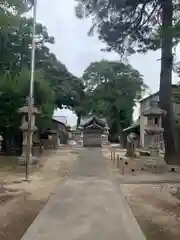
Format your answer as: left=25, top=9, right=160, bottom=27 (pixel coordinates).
left=0, top=0, right=34, bottom=30
left=75, top=0, right=180, bottom=54
left=75, top=0, right=180, bottom=164
left=0, top=69, right=55, bottom=136
left=0, top=1, right=85, bottom=150
left=81, top=60, right=146, bottom=140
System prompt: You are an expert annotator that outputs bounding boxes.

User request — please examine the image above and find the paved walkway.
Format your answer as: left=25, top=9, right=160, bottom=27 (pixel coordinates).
left=21, top=148, right=146, bottom=240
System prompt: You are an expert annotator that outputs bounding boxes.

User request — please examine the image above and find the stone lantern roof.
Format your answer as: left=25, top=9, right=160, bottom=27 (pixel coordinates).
left=18, top=105, right=39, bottom=114
left=142, top=107, right=163, bottom=116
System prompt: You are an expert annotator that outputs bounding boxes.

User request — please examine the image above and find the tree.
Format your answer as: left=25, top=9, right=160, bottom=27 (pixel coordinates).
left=1, top=0, right=34, bottom=10
left=0, top=15, right=83, bottom=111
left=69, top=78, right=87, bottom=126
left=0, top=69, right=55, bottom=153
left=0, top=0, right=34, bottom=29
left=14, top=18, right=84, bottom=111
left=0, top=17, right=54, bottom=75
left=81, top=60, right=145, bottom=141
left=0, top=8, right=85, bottom=152
left=75, top=0, right=180, bottom=164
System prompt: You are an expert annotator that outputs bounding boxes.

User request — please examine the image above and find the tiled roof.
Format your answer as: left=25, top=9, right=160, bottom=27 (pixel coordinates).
left=80, top=115, right=108, bottom=127
left=123, top=119, right=140, bottom=132
left=139, top=84, right=178, bottom=103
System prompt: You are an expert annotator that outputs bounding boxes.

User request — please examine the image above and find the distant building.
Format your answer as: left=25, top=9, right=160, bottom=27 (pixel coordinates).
left=40, top=116, right=69, bottom=149
left=139, top=86, right=180, bottom=148
left=122, top=85, right=180, bottom=149
left=52, top=117, right=69, bottom=145
left=53, top=115, right=67, bottom=125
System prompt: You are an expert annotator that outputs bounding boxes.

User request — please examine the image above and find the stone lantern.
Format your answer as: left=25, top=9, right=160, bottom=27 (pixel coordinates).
left=143, top=107, right=164, bottom=157
left=18, top=102, right=39, bottom=165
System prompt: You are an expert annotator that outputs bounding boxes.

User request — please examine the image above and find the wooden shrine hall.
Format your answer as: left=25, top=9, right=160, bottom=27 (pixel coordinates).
left=79, top=116, right=108, bottom=147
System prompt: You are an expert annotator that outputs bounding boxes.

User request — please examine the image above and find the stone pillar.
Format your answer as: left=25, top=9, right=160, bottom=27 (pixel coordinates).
left=21, top=131, right=32, bottom=158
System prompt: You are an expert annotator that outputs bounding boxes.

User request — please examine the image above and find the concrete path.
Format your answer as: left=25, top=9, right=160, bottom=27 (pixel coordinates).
left=21, top=148, right=146, bottom=240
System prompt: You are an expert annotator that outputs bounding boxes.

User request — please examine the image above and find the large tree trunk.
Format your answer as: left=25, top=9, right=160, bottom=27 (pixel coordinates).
left=76, top=113, right=81, bottom=127
left=159, top=0, right=179, bottom=164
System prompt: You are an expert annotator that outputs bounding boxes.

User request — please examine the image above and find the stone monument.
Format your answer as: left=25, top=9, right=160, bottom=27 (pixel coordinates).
left=18, top=100, right=39, bottom=165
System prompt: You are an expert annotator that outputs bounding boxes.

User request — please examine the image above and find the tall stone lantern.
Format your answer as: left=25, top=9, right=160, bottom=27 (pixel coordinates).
left=143, top=105, right=164, bottom=157
left=18, top=103, right=39, bottom=165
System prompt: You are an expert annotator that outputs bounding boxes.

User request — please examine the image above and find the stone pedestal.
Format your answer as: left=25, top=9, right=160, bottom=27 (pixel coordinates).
left=150, top=146, right=159, bottom=157
left=18, top=126, right=38, bottom=165
left=149, top=132, right=162, bottom=157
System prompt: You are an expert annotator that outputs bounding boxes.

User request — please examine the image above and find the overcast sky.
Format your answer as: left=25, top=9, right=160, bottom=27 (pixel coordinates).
left=36, top=0, right=179, bottom=126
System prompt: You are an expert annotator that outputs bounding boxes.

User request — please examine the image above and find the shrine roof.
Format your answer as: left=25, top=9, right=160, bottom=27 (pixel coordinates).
left=80, top=115, right=108, bottom=128
left=123, top=120, right=140, bottom=132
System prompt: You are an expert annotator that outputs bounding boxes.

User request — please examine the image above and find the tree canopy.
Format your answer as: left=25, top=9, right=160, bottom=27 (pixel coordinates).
left=0, top=1, right=85, bottom=152
left=75, top=0, right=180, bottom=54
left=0, top=0, right=34, bottom=29
left=75, top=0, right=180, bottom=164
left=80, top=60, right=145, bottom=141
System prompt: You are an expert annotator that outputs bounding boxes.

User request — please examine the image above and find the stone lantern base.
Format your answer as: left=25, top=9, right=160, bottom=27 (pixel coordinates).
left=18, top=128, right=38, bottom=165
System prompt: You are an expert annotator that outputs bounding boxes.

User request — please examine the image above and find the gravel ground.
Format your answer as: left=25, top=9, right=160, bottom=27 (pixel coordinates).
left=0, top=148, right=78, bottom=240
left=121, top=184, right=180, bottom=240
